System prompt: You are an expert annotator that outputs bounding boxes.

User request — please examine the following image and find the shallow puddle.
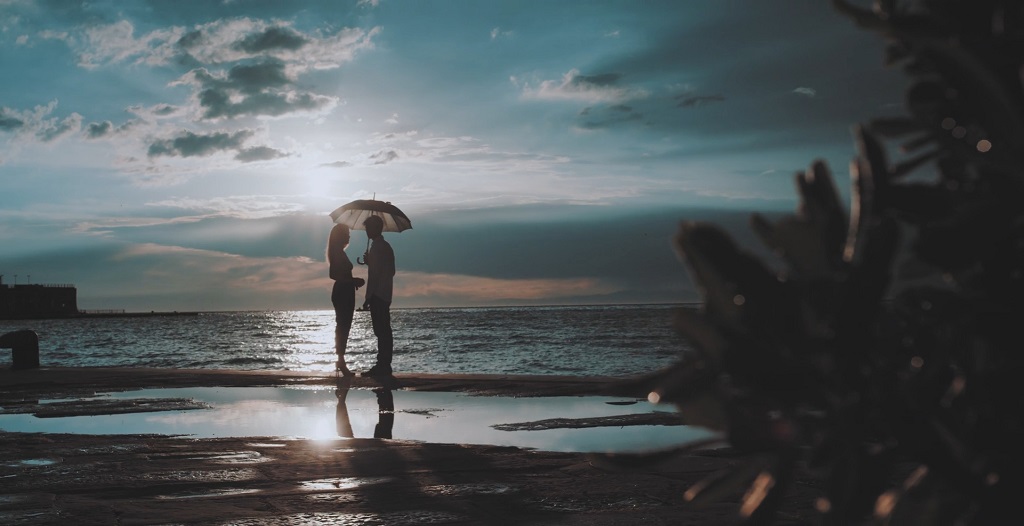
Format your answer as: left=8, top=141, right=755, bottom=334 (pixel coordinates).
left=0, top=386, right=718, bottom=453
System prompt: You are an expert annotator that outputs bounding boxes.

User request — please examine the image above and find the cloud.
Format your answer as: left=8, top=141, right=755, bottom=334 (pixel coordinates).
left=396, top=271, right=621, bottom=304
left=234, top=26, right=308, bottom=54
left=321, top=160, right=352, bottom=168
left=367, top=130, right=417, bottom=144
left=48, top=18, right=379, bottom=71
left=147, top=195, right=306, bottom=219
left=793, top=86, right=817, bottom=97
left=369, top=149, right=399, bottom=165
left=45, top=20, right=185, bottom=69
left=0, top=108, right=25, bottom=131
left=125, top=103, right=182, bottom=121
left=115, top=242, right=328, bottom=297
left=174, top=18, right=380, bottom=71
left=174, top=61, right=338, bottom=120
left=490, top=27, right=513, bottom=40
left=36, top=112, right=82, bottom=142
left=0, top=101, right=82, bottom=143
left=514, top=68, right=648, bottom=104
left=40, top=17, right=374, bottom=125
left=575, top=104, right=644, bottom=130
left=85, top=119, right=140, bottom=139
left=86, top=120, right=113, bottom=138
left=235, top=145, right=289, bottom=162
left=676, top=94, right=725, bottom=108
left=147, top=129, right=254, bottom=158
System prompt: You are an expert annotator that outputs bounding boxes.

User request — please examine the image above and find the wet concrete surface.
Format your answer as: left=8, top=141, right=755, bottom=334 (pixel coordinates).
left=0, top=368, right=822, bottom=524
left=0, top=385, right=713, bottom=452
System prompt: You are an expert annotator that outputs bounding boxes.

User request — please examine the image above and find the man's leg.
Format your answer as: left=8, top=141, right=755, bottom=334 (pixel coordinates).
left=370, top=296, right=393, bottom=370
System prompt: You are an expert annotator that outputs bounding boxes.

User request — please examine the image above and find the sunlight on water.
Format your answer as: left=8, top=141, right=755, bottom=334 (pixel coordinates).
left=0, top=305, right=691, bottom=377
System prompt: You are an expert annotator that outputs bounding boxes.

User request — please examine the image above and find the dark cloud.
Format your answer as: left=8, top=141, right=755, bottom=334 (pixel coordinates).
left=584, top=2, right=906, bottom=138
left=86, top=120, right=113, bottom=138
left=147, top=129, right=254, bottom=158
left=186, top=61, right=335, bottom=119
left=179, top=24, right=307, bottom=57
left=370, top=149, right=398, bottom=165
left=571, top=73, right=622, bottom=87
left=153, top=104, right=178, bottom=116
left=212, top=90, right=332, bottom=119
left=676, top=94, right=725, bottom=108
left=235, top=26, right=309, bottom=53
left=85, top=119, right=140, bottom=139
left=0, top=111, right=24, bottom=131
left=235, top=145, right=288, bottom=162
left=68, top=207, right=779, bottom=306
left=177, top=29, right=205, bottom=51
left=322, top=160, right=352, bottom=168
left=227, top=60, right=291, bottom=93
left=576, top=105, right=644, bottom=130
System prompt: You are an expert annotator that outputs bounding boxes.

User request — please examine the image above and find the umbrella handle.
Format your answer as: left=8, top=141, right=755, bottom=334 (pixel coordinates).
left=356, top=237, right=369, bottom=265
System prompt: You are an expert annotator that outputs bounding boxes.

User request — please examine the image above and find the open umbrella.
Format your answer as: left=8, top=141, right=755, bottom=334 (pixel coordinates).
left=329, top=199, right=413, bottom=232
left=330, top=198, right=412, bottom=265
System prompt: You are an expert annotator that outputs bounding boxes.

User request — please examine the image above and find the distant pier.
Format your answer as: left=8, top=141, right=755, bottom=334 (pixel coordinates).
left=76, top=310, right=200, bottom=318
left=0, top=277, right=196, bottom=320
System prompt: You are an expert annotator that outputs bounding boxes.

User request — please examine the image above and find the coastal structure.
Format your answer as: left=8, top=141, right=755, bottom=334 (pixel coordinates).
left=0, top=276, right=78, bottom=319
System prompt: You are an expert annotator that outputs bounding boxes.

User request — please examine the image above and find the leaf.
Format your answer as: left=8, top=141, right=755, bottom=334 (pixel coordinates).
left=684, top=455, right=770, bottom=509
left=869, top=117, right=924, bottom=138
left=738, top=450, right=798, bottom=525
left=899, top=133, right=936, bottom=154
left=890, top=150, right=940, bottom=179
left=675, top=222, right=781, bottom=333
left=673, top=306, right=728, bottom=368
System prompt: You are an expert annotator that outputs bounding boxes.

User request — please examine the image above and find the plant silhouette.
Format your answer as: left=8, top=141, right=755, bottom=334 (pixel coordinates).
left=624, top=1, right=1024, bottom=524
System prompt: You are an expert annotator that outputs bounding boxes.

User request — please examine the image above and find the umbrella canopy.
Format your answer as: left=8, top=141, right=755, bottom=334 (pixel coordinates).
left=329, top=199, right=412, bottom=232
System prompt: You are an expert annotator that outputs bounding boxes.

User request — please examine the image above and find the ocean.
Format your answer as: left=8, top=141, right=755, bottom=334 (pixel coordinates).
left=0, top=304, right=693, bottom=377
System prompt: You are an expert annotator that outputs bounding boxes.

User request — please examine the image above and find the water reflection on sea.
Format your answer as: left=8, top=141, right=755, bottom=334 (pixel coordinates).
left=0, top=305, right=692, bottom=377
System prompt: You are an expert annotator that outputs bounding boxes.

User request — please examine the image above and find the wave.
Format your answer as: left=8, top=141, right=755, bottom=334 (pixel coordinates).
left=223, top=356, right=285, bottom=366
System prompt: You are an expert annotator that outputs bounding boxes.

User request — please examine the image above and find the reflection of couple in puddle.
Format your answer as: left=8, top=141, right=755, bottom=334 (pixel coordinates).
left=335, top=376, right=394, bottom=439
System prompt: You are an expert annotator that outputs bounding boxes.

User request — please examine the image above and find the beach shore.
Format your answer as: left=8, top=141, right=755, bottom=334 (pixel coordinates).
left=0, top=368, right=819, bottom=524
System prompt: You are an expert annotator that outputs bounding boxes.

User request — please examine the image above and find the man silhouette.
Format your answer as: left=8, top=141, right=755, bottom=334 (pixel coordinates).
left=360, top=215, right=395, bottom=376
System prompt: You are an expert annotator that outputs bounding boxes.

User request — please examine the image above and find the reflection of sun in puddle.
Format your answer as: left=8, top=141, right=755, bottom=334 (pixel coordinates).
left=298, top=477, right=394, bottom=491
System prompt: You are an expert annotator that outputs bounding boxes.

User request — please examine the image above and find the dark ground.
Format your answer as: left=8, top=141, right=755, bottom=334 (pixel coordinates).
left=0, top=368, right=821, bottom=525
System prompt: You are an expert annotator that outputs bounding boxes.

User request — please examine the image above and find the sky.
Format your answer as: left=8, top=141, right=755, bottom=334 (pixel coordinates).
left=0, top=0, right=909, bottom=311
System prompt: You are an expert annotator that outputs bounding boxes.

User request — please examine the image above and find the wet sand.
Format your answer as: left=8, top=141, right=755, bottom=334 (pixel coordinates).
left=0, top=368, right=819, bottom=524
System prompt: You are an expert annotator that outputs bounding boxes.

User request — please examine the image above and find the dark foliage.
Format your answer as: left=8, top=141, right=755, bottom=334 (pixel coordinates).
left=619, top=1, right=1024, bottom=524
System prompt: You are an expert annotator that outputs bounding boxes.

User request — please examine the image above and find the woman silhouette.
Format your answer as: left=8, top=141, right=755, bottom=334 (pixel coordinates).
left=327, top=224, right=365, bottom=376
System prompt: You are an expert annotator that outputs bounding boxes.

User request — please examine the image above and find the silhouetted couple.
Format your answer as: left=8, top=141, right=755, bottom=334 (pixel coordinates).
left=327, top=215, right=395, bottom=377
